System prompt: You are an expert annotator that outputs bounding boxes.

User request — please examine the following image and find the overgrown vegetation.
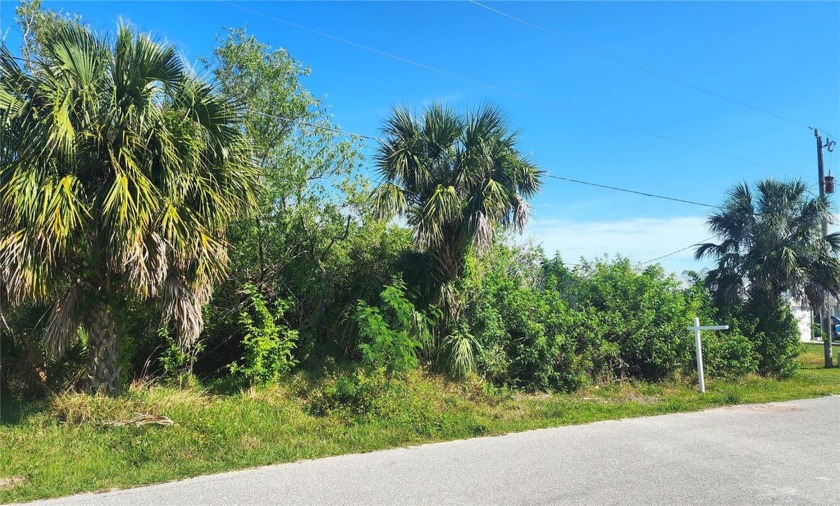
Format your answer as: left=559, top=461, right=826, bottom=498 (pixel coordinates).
left=227, top=284, right=298, bottom=385
left=1, top=5, right=839, bottom=501
left=0, top=11, right=258, bottom=394
left=1, top=0, right=831, bottom=397
left=355, top=279, right=432, bottom=375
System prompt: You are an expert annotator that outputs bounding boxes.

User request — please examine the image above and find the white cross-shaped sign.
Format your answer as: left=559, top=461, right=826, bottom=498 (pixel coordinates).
left=687, top=317, right=729, bottom=393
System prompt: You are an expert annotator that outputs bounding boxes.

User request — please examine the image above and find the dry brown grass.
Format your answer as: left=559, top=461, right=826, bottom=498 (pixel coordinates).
left=0, top=477, right=26, bottom=491
left=47, top=384, right=210, bottom=425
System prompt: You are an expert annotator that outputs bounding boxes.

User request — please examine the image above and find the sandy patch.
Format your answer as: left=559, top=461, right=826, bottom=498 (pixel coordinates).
left=0, top=476, right=26, bottom=490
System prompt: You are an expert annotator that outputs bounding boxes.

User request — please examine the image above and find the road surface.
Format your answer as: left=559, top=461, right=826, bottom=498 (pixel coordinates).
left=28, top=395, right=840, bottom=505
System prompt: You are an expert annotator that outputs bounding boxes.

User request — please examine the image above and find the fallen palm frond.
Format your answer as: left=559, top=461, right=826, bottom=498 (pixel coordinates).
left=101, top=413, right=175, bottom=427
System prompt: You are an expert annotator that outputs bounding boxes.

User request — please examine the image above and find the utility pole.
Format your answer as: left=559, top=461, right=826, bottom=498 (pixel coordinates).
left=816, top=129, right=833, bottom=368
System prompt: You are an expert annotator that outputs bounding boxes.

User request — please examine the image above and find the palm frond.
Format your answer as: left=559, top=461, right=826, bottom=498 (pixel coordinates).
left=370, top=182, right=408, bottom=221
left=441, top=330, right=477, bottom=379
left=416, top=185, right=460, bottom=249
left=700, top=178, right=840, bottom=308
left=372, top=102, right=541, bottom=287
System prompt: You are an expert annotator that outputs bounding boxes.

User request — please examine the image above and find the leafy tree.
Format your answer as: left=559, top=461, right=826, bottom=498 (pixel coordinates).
left=198, top=29, right=415, bottom=374
left=14, top=0, right=81, bottom=66
left=695, top=179, right=840, bottom=375
left=0, top=22, right=257, bottom=393
left=372, top=104, right=543, bottom=290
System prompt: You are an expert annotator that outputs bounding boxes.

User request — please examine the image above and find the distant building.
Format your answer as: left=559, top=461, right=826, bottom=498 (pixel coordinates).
left=790, top=302, right=815, bottom=343
left=791, top=298, right=840, bottom=343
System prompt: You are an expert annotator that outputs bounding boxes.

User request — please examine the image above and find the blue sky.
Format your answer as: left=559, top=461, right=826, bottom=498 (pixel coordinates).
left=2, top=1, right=838, bottom=275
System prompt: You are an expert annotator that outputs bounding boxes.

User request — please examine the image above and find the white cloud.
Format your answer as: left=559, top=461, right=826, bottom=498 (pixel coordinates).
left=524, top=215, right=714, bottom=275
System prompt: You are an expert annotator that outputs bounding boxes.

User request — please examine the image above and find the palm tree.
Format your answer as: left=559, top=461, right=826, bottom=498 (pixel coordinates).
left=0, top=22, right=258, bottom=393
left=372, top=103, right=542, bottom=290
left=695, top=179, right=840, bottom=371
left=371, top=104, right=542, bottom=376
left=695, top=179, right=840, bottom=375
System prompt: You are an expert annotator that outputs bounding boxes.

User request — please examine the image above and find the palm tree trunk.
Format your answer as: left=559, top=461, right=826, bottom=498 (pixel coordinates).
left=436, top=236, right=465, bottom=285
left=87, top=304, right=119, bottom=395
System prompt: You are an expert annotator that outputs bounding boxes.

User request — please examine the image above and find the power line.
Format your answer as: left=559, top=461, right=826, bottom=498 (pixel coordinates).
left=0, top=65, right=800, bottom=213
left=249, top=114, right=801, bottom=210
left=221, top=113, right=756, bottom=212
left=252, top=113, right=725, bottom=211
left=469, top=0, right=816, bottom=132
left=246, top=113, right=723, bottom=209
left=641, top=236, right=715, bottom=265
left=545, top=174, right=717, bottom=208
left=823, top=130, right=840, bottom=144
left=218, top=1, right=804, bottom=178
left=1, top=41, right=808, bottom=214
left=247, top=114, right=822, bottom=210
left=253, top=111, right=726, bottom=209
left=250, top=111, right=381, bottom=142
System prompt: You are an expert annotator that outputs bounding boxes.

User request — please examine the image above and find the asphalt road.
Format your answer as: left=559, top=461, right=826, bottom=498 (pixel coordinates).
left=29, top=396, right=840, bottom=505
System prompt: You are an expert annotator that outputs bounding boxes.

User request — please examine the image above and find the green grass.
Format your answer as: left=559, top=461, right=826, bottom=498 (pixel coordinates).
left=2, top=344, right=839, bottom=503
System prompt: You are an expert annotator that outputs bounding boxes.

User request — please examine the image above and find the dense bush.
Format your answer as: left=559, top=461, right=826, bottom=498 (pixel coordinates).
left=571, top=259, right=701, bottom=380
left=460, top=245, right=762, bottom=392
left=682, top=282, right=759, bottom=379
left=228, top=284, right=299, bottom=385
left=355, top=279, right=433, bottom=375
left=462, top=247, right=587, bottom=391
left=742, top=294, right=800, bottom=378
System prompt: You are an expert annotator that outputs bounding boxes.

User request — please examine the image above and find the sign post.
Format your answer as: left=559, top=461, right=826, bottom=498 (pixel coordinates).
left=686, top=317, right=728, bottom=393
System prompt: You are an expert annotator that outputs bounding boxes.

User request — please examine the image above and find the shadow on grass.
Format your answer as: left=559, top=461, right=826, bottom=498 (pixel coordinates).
left=799, top=343, right=839, bottom=370
left=201, top=354, right=361, bottom=397
left=0, top=396, right=50, bottom=426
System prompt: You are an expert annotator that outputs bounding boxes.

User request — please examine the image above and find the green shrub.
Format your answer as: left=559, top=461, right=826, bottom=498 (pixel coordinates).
left=681, top=275, right=759, bottom=379
left=159, top=328, right=204, bottom=387
left=698, top=284, right=796, bottom=379
left=440, top=327, right=478, bottom=380
left=308, top=367, right=387, bottom=418
left=463, top=248, right=765, bottom=391
left=463, top=245, right=587, bottom=391
left=573, top=258, right=698, bottom=381
left=701, top=328, right=758, bottom=378
left=355, top=279, right=433, bottom=375
left=744, top=294, right=801, bottom=378
left=228, top=284, right=299, bottom=385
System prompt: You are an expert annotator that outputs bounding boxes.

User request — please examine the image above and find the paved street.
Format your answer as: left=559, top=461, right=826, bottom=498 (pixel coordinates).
left=29, top=396, right=840, bottom=505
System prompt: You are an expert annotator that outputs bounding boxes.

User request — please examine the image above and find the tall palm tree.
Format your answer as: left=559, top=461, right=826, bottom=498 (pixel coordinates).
left=371, top=104, right=542, bottom=376
left=0, top=22, right=258, bottom=393
left=372, top=103, right=542, bottom=290
left=695, top=179, right=840, bottom=309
